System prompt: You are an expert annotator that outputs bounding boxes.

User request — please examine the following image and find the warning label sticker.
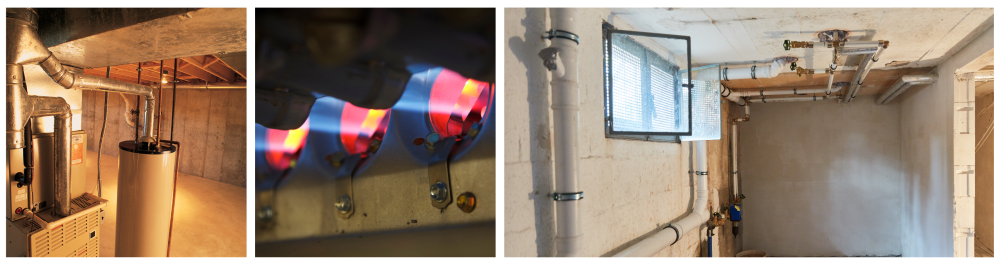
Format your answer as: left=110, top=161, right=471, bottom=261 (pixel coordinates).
left=15, top=194, right=26, bottom=202
left=72, top=135, right=83, bottom=165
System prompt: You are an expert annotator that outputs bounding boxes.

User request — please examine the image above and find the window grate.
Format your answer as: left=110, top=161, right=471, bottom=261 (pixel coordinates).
left=604, top=25, right=692, bottom=137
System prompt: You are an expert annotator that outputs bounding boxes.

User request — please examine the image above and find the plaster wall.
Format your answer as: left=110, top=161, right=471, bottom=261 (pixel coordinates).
left=504, top=8, right=736, bottom=257
left=896, top=26, right=993, bottom=257
left=739, top=96, right=903, bottom=257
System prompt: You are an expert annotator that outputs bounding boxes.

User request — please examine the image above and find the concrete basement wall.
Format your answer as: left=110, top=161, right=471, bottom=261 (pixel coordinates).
left=504, top=8, right=736, bottom=257
left=739, top=96, right=903, bottom=257
left=80, top=88, right=247, bottom=188
left=974, top=91, right=993, bottom=257
left=895, top=26, right=993, bottom=257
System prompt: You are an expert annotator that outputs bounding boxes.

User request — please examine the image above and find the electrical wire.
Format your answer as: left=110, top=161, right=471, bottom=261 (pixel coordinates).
left=976, top=102, right=993, bottom=118
left=975, top=236, right=994, bottom=256
left=975, top=120, right=993, bottom=153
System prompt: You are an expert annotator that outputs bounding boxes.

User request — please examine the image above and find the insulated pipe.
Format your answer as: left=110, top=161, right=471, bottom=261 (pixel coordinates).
left=28, top=95, right=72, bottom=217
left=722, top=59, right=789, bottom=81
left=7, top=8, right=158, bottom=143
left=614, top=141, right=709, bottom=257
left=546, top=8, right=582, bottom=257
left=876, top=75, right=936, bottom=104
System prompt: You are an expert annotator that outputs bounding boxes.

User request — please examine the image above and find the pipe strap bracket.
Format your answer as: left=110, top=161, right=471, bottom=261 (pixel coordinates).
left=543, top=29, right=580, bottom=45
left=551, top=192, right=584, bottom=201
left=666, top=224, right=681, bottom=245
left=695, top=171, right=709, bottom=175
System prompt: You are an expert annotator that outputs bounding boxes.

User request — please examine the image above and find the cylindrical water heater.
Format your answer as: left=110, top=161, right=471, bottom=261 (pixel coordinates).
left=115, top=141, right=178, bottom=257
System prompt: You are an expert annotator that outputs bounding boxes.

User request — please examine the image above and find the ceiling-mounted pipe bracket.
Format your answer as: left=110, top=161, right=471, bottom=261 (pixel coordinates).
left=542, top=29, right=580, bottom=44
left=551, top=192, right=584, bottom=201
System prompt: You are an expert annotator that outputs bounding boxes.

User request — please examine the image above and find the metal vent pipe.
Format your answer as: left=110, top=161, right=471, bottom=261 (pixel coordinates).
left=7, top=8, right=158, bottom=143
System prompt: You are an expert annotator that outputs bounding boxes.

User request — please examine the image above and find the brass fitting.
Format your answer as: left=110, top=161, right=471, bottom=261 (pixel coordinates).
left=796, top=67, right=815, bottom=76
left=788, top=41, right=813, bottom=49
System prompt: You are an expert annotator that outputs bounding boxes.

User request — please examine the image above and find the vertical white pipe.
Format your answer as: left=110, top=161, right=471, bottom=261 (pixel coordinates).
left=549, top=8, right=581, bottom=257
left=614, top=141, right=709, bottom=257
left=731, top=124, right=738, bottom=198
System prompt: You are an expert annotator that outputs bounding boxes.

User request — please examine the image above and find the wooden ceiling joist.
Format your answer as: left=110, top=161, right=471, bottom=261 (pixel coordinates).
left=82, top=55, right=244, bottom=86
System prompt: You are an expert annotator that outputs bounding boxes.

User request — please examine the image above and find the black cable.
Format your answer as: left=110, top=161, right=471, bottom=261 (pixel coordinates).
left=96, top=66, right=110, bottom=197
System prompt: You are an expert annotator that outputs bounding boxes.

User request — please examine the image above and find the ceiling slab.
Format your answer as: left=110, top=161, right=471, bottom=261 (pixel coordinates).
left=611, top=8, right=993, bottom=70
left=49, top=8, right=247, bottom=69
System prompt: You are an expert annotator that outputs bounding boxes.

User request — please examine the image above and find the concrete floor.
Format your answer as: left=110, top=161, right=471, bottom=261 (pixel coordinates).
left=83, top=150, right=246, bottom=257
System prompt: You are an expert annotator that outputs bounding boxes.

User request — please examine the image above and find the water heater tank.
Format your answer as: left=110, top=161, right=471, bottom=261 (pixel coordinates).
left=115, top=141, right=178, bottom=257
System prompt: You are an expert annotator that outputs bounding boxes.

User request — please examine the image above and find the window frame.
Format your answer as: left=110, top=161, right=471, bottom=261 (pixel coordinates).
left=603, top=24, right=693, bottom=138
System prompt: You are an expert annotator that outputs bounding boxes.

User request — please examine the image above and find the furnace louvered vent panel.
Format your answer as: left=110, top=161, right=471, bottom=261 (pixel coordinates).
left=29, top=210, right=101, bottom=257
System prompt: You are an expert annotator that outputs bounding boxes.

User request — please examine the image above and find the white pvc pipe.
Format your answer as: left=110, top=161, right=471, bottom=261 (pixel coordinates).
left=839, top=47, right=879, bottom=55
left=731, top=123, right=738, bottom=198
left=548, top=8, right=582, bottom=257
left=724, top=85, right=843, bottom=104
left=614, top=141, right=709, bottom=257
left=724, top=59, right=789, bottom=80
left=845, top=52, right=875, bottom=102
left=842, top=41, right=884, bottom=48
left=857, top=46, right=884, bottom=82
left=746, top=95, right=834, bottom=103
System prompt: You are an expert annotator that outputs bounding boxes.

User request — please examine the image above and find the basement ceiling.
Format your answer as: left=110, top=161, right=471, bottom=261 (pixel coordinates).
left=46, top=8, right=247, bottom=70
left=610, top=8, right=994, bottom=97
left=80, top=54, right=246, bottom=86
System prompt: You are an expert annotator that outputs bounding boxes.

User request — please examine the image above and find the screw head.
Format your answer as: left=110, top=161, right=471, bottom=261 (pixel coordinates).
left=327, top=152, right=345, bottom=167
left=258, top=206, right=274, bottom=222
left=335, top=195, right=352, bottom=213
left=457, top=192, right=476, bottom=213
left=424, top=133, right=440, bottom=150
left=430, top=182, right=449, bottom=202
left=368, top=139, right=381, bottom=154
